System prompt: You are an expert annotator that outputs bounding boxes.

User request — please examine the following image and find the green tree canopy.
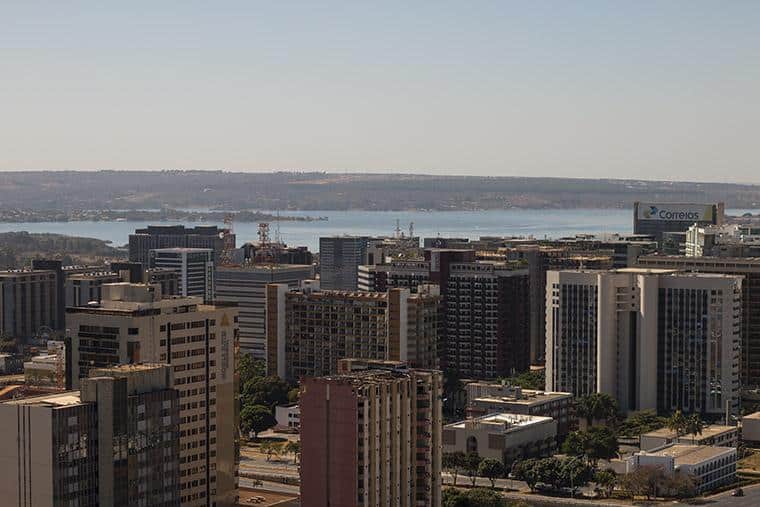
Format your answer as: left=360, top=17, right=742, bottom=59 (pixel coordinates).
left=240, top=404, right=276, bottom=438
left=443, top=451, right=467, bottom=486
left=561, top=426, right=619, bottom=464
left=666, top=410, right=688, bottom=438
left=593, top=469, right=618, bottom=498
left=443, top=488, right=505, bottom=507
left=464, top=452, right=482, bottom=486
left=500, top=370, right=545, bottom=390
left=478, top=458, right=505, bottom=488
left=241, top=375, right=290, bottom=410
left=618, top=410, right=667, bottom=437
left=576, top=393, right=619, bottom=426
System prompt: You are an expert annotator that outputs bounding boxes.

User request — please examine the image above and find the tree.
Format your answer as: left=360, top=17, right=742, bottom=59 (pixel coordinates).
left=443, top=488, right=505, bottom=507
left=618, top=410, right=667, bottom=437
left=511, top=459, right=541, bottom=491
left=240, top=404, right=276, bottom=439
left=285, top=440, right=301, bottom=464
left=684, top=414, right=704, bottom=443
left=501, top=370, right=545, bottom=390
left=239, top=354, right=266, bottom=385
left=241, top=376, right=290, bottom=410
left=561, top=426, right=618, bottom=464
left=665, top=471, right=699, bottom=499
left=464, top=452, right=482, bottom=486
left=478, top=459, right=505, bottom=488
left=593, top=469, right=617, bottom=498
left=558, top=457, right=593, bottom=490
left=260, top=441, right=273, bottom=461
left=561, top=431, right=586, bottom=457
left=443, top=451, right=466, bottom=486
left=619, top=465, right=667, bottom=500
left=576, top=393, right=619, bottom=428
left=666, top=410, right=688, bottom=439
left=464, top=488, right=505, bottom=507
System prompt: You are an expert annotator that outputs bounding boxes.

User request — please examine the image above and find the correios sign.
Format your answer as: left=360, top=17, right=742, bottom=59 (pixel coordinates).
left=637, top=203, right=714, bottom=221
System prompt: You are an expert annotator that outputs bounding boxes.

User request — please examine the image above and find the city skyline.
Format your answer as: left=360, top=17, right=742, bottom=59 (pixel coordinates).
left=2, top=2, right=759, bottom=182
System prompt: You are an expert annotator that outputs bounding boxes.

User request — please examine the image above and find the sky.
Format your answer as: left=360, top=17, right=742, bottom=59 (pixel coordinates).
left=1, top=1, right=759, bottom=182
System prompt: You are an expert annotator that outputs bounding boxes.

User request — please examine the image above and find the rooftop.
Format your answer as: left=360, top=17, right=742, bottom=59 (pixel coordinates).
left=642, top=424, right=737, bottom=441
left=151, top=247, right=214, bottom=253
left=447, top=412, right=554, bottom=433
left=643, top=444, right=735, bottom=465
left=4, top=391, right=83, bottom=407
left=217, top=263, right=312, bottom=272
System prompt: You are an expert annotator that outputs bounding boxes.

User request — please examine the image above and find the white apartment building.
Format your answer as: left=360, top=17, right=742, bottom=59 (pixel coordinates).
left=546, top=268, right=742, bottom=416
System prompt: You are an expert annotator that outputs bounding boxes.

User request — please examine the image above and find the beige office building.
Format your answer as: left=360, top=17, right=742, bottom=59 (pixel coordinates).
left=266, top=284, right=440, bottom=380
left=443, top=413, right=557, bottom=467
left=67, top=283, right=239, bottom=507
left=546, top=268, right=742, bottom=416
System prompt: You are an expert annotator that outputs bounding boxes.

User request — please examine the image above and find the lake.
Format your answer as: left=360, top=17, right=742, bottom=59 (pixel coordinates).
left=0, top=208, right=753, bottom=252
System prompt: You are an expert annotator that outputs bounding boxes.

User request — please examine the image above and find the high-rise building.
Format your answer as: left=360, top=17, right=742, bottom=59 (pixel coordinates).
left=319, top=236, right=369, bottom=290
left=266, top=285, right=440, bottom=380
left=65, top=270, right=121, bottom=307
left=637, top=255, right=760, bottom=389
left=358, top=260, right=431, bottom=293
left=300, top=363, right=443, bottom=507
left=445, top=261, right=530, bottom=379
left=0, top=363, right=180, bottom=507
left=31, top=259, right=65, bottom=331
left=215, top=264, right=313, bottom=359
left=129, top=225, right=233, bottom=266
left=545, top=268, right=742, bottom=417
left=0, top=269, right=59, bottom=341
left=66, top=283, right=239, bottom=506
left=110, top=261, right=182, bottom=297
left=685, top=224, right=760, bottom=258
left=150, top=248, right=215, bottom=302
left=633, top=202, right=724, bottom=244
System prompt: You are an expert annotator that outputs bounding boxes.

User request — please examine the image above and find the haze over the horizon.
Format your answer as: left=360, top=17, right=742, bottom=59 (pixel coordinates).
left=1, top=1, right=758, bottom=182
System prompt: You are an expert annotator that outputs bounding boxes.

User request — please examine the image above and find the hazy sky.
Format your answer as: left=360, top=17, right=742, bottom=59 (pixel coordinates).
left=1, top=1, right=759, bottom=182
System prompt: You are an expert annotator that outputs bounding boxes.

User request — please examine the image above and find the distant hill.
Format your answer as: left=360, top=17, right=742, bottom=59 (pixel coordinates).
left=1, top=170, right=759, bottom=211
left=0, top=231, right=125, bottom=269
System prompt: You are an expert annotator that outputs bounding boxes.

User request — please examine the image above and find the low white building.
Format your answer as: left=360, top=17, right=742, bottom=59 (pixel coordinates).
left=640, top=425, right=738, bottom=451
left=443, top=412, right=556, bottom=467
left=626, top=444, right=737, bottom=493
left=742, top=412, right=760, bottom=444
left=275, top=403, right=300, bottom=430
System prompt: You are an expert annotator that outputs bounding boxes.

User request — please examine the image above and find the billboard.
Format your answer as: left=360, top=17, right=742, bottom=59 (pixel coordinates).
left=636, top=203, right=715, bottom=222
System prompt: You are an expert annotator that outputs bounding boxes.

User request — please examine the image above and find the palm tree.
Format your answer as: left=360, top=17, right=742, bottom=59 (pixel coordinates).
left=577, top=393, right=619, bottom=428
left=684, top=414, right=704, bottom=443
left=666, top=410, right=688, bottom=439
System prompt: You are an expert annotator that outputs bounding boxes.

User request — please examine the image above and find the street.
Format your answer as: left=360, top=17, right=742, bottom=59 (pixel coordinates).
left=704, top=483, right=760, bottom=506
